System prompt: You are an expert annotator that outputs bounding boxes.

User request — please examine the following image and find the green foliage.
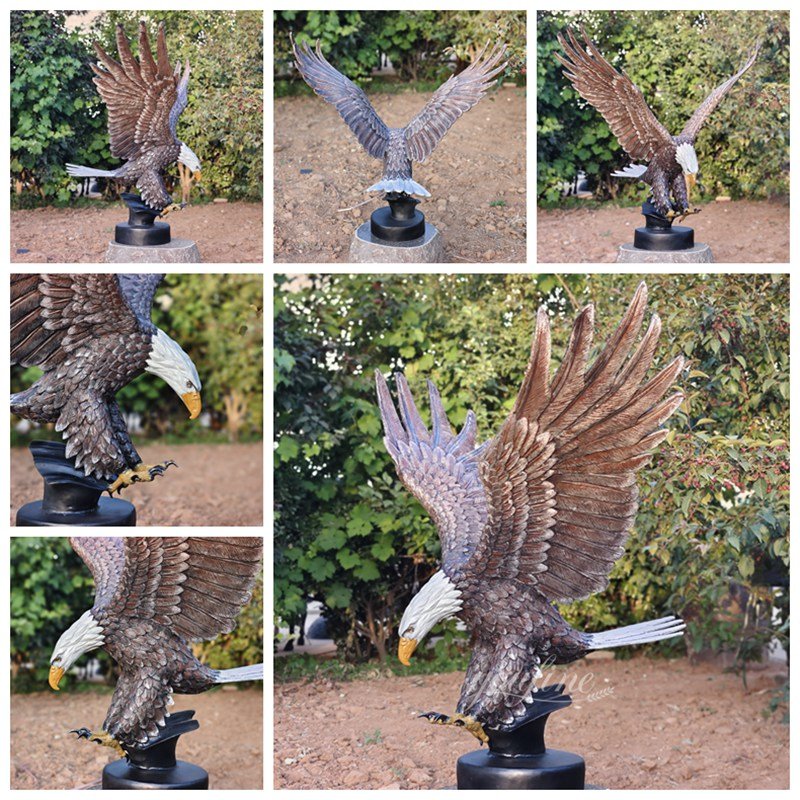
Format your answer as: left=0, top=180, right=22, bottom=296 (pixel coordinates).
left=10, top=11, right=111, bottom=203
left=274, top=10, right=526, bottom=93
left=274, top=274, right=788, bottom=668
left=537, top=10, right=789, bottom=205
left=11, top=10, right=263, bottom=205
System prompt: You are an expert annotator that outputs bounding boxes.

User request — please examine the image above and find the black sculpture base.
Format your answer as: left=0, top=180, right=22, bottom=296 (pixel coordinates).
left=370, top=192, right=426, bottom=242
left=115, top=192, right=171, bottom=246
left=15, top=441, right=136, bottom=527
left=456, top=684, right=585, bottom=790
left=103, top=710, right=208, bottom=789
left=632, top=198, right=694, bottom=251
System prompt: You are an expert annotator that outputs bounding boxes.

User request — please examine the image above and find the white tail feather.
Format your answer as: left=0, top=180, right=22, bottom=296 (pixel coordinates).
left=611, top=163, right=647, bottom=179
left=366, top=177, right=431, bottom=197
left=586, top=616, right=685, bottom=650
left=66, top=163, right=117, bottom=178
left=212, top=663, right=263, bottom=683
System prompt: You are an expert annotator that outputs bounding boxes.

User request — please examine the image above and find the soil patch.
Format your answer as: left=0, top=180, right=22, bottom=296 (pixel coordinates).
left=537, top=199, right=789, bottom=263
left=11, top=201, right=263, bottom=263
left=274, top=88, right=526, bottom=263
left=274, top=655, right=788, bottom=790
left=10, top=441, right=263, bottom=526
left=11, top=687, right=263, bottom=789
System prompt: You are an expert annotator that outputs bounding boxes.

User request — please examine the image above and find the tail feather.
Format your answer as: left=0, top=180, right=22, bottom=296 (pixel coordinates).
left=586, top=616, right=685, bottom=650
left=366, top=177, right=431, bottom=197
left=611, top=163, right=647, bottom=180
left=212, top=663, right=263, bottom=684
left=66, top=163, right=118, bottom=179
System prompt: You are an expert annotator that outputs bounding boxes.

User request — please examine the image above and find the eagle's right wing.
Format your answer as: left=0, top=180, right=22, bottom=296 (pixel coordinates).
left=117, top=273, right=165, bottom=322
left=291, top=35, right=390, bottom=159
left=556, top=27, right=673, bottom=162
left=376, top=372, right=489, bottom=575
left=71, top=537, right=126, bottom=608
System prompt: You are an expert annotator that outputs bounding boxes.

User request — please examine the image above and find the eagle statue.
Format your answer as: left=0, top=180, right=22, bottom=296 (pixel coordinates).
left=10, top=273, right=201, bottom=494
left=556, top=27, right=759, bottom=218
left=376, top=283, right=685, bottom=743
left=66, top=21, right=201, bottom=215
left=292, top=36, right=507, bottom=198
left=49, top=537, right=263, bottom=756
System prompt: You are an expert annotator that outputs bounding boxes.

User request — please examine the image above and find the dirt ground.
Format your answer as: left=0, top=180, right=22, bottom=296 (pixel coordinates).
left=10, top=201, right=263, bottom=263
left=274, top=87, right=526, bottom=263
left=10, top=441, right=263, bottom=526
left=537, top=199, right=789, bottom=263
left=274, top=655, right=788, bottom=790
left=10, top=687, right=262, bottom=789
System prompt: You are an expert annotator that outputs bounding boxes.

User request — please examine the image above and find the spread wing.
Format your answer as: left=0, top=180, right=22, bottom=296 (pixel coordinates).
left=468, top=282, right=684, bottom=602
left=292, top=35, right=390, bottom=159
left=375, top=372, right=488, bottom=574
left=404, top=41, right=507, bottom=164
left=555, top=27, right=673, bottom=162
left=92, top=21, right=180, bottom=160
left=117, top=273, right=165, bottom=322
left=10, top=274, right=141, bottom=370
left=679, top=43, right=760, bottom=143
left=71, top=537, right=126, bottom=608
left=102, top=538, right=262, bottom=641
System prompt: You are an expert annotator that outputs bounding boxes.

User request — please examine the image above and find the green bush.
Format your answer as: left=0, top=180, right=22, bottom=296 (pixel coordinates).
left=274, top=274, right=788, bottom=669
left=537, top=10, right=789, bottom=205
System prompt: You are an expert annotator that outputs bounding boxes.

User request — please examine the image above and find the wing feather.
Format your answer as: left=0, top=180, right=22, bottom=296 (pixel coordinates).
left=70, top=537, right=126, bottom=608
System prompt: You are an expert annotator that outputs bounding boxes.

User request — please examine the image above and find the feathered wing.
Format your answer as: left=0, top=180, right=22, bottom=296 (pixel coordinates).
left=375, top=371, right=488, bottom=574
left=117, top=273, right=165, bottom=322
left=91, top=21, right=180, bottom=160
left=71, top=537, right=126, bottom=608
left=679, top=42, right=760, bottom=142
left=291, top=35, right=390, bottom=159
left=404, top=41, right=507, bottom=164
left=467, top=283, right=684, bottom=602
left=555, top=27, right=673, bottom=161
left=104, top=538, right=263, bottom=640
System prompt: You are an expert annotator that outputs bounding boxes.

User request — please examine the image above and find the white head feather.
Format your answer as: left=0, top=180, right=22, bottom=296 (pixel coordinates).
left=675, top=142, right=699, bottom=175
left=399, top=569, right=463, bottom=643
left=49, top=610, right=105, bottom=672
left=145, top=327, right=202, bottom=398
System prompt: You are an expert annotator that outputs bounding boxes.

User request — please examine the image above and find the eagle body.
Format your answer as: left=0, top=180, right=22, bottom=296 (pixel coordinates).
left=556, top=28, right=759, bottom=217
left=292, top=37, right=507, bottom=198
left=49, top=537, right=263, bottom=750
left=10, top=273, right=201, bottom=487
left=66, top=22, right=200, bottom=213
left=379, top=283, right=687, bottom=738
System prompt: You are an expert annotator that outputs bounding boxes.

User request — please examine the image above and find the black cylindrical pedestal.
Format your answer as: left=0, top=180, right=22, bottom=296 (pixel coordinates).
left=115, top=192, right=171, bottom=245
left=370, top=192, right=425, bottom=242
left=16, top=496, right=136, bottom=526
left=103, top=758, right=208, bottom=789
left=633, top=224, right=694, bottom=251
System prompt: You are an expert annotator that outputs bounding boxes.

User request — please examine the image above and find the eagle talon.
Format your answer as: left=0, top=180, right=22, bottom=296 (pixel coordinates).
left=159, top=202, right=184, bottom=218
left=419, top=711, right=489, bottom=744
left=70, top=727, right=125, bottom=758
left=107, top=460, right=178, bottom=495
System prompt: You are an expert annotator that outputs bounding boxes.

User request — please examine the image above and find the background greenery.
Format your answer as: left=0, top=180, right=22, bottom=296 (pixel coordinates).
left=11, top=10, right=263, bottom=207
left=274, top=10, right=526, bottom=96
left=537, top=10, right=789, bottom=206
left=11, top=274, right=263, bottom=446
left=274, top=274, right=788, bottom=685
left=10, top=537, right=263, bottom=692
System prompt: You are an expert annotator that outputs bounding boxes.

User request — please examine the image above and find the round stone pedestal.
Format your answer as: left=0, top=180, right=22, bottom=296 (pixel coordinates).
left=617, top=242, right=713, bottom=263
left=350, top=221, right=444, bottom=263
left=106, top=238, right=202, bottom=263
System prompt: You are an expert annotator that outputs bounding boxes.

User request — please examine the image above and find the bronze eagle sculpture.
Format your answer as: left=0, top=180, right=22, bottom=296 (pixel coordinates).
left=66, top=21, right=201, bottom=214
left=292, top=36, right=507, bottom=197
left=11, top=273, right=201, bottom=494
left=49, top=537, right=263, bottom=755
left=376, top=283, right=685, bottom=743
left=556, top=27, right=759, bottom=218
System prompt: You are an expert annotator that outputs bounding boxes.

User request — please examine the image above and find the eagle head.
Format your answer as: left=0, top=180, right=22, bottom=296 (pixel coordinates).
left=49, top=610, right=105, bottom=691
left=675, top=142, right=699, bottom=185
left=397, top=570, right=462, bottom=666
left=145, top=328, right=203, bottom=419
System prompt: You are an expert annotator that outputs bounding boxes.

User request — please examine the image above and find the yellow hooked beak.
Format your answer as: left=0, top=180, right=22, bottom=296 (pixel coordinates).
left=181, top=390, right=202, bottom=420
left=398, top=636, right=418, bottom=667
left=194, top=171, right=201, bottom=183
left=685, top=172, right=697, bottom=196
left=49, top=664, right=64, bottom=691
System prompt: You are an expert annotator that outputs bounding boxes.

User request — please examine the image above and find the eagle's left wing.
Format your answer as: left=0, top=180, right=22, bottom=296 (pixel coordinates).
left=106, top=538, right=262, bottom=640
left=466, top=283, right=684, bottom=602
left=404, top=41, right=507, bottom=164
left=70, top=537, right=126, bottom=609
left=117, top=273, right=165, bottom=322
left=678, top=43, right=760, bottom=143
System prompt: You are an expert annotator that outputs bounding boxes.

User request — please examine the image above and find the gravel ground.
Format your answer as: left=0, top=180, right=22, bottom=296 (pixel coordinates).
left=11, top=201, right=263, bottom=263
left=274, top=87, right=526, bottom=263
left=11, top=687, right=263, bottom=789
left=274, top=655, right=788, bottom=790
left=10, top=441, right=263, bottom=526
left=537, top=199, right=789, bottom=263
